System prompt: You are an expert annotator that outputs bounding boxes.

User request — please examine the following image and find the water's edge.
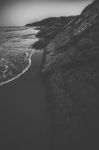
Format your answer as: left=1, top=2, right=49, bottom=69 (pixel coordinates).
left=0, top=50, right=35, bottom=86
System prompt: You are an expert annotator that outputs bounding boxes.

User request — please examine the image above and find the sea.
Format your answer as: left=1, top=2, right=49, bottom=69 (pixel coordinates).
left=0, top=26, right=39, bottom=85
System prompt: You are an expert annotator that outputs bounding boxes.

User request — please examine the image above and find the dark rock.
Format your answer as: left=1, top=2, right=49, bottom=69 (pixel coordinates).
left=25, top=16, right=74, bottom=27
left=32, top=38, right=49, bottom=49
left=27, top=16, right=76, bottom=50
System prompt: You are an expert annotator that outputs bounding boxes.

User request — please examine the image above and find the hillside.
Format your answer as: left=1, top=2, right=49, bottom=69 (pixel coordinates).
left=26, top=0, right=99, bottom=149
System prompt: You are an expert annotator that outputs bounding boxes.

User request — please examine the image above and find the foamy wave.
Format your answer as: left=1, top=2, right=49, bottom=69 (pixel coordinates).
left=0, top=50, right=35, bottom=86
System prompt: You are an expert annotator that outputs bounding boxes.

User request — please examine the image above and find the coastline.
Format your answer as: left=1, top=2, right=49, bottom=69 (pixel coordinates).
left=0, top=26, right=40, bottom=87
left=0, top=47, right=50, bottom=150
left=1, top=0, right=99, bottom=148
left=0, top=50, right=35, bottom=86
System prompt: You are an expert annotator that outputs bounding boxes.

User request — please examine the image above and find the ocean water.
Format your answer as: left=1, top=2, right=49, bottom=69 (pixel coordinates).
left=0, top=26, right=38, bottom=50
left=0, top=26, right=39, bottom=85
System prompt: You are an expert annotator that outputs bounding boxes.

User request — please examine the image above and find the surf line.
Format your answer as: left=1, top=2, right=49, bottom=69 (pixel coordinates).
left=0, top=49, right=35, bottom=86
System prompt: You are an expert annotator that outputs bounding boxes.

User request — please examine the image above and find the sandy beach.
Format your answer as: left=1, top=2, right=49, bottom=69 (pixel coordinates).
left=0, top=50, right=50, bottom=150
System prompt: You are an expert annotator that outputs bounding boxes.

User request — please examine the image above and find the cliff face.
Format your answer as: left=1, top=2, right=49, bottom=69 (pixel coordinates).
left=42, top=0, right=99, bottom=73
left=27, top=0, right=99, bottom=149
left=26, top=16, right=74, bottom=27
left=31, top=16, right=76, bottom=49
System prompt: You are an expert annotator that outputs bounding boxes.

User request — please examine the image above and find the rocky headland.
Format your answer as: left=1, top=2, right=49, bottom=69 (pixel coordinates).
left=27, top=0, right=99, bottom=149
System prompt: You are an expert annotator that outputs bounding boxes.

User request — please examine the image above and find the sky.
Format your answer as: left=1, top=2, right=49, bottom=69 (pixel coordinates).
left=0, top=0, right=94, bottom=26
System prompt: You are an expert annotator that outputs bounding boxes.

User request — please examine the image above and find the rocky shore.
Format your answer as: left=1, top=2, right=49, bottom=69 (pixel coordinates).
left=27, top=0, right=99, bottom=149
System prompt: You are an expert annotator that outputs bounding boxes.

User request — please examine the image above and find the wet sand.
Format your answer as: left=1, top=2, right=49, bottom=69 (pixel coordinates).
left=0, top=50, right=50, bottom=150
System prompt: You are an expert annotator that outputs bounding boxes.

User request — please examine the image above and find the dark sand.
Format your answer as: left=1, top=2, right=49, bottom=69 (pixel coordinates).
left=0, top=50, right=50, bottom=150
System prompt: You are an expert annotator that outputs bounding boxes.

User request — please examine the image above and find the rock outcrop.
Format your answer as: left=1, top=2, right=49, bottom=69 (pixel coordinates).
left=26, top=16, right=76, bottom=49
left=27, top=0, right=99, bottom=149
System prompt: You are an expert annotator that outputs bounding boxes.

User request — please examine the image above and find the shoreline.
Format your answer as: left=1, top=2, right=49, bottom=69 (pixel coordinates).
left=0, top=49, right=35, bottom=86
left=0, top=43, right=51, bottom=150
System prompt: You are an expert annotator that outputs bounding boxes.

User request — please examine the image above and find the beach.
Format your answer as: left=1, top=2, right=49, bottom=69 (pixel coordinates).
left=0, top=50, right=51, bottom=150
